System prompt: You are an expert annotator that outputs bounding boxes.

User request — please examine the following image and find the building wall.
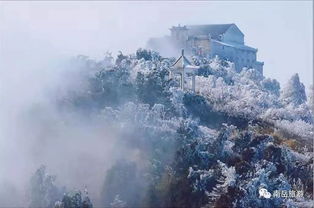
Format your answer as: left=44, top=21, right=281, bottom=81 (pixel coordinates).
left=170, top=28, right=188, bottom=42
left=221, top=25, right=244, bottom=45
left=254, top=61, right=264, bottom=74
left=237, top=50, right=261, bottom=72
left=211, top=41, right=236, bottom=60
left=211, top=40, right=260, bottom=72
left=187, top=37, right=211, bottom=57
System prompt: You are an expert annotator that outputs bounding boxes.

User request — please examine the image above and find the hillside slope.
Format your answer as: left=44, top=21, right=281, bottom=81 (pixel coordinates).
left=29, top=49, right=313, bottom=208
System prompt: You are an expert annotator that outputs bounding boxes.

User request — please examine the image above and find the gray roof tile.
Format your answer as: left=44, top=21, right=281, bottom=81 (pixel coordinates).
left=186, top=24, right=234, bottom=40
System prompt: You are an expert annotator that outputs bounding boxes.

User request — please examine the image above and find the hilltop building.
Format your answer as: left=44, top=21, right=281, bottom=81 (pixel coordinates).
left=147, top=23, right=264, bottom=73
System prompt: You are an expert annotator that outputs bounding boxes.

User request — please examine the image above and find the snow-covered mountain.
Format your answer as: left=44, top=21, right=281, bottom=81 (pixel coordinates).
left=29, top=49, right=313, bottom=208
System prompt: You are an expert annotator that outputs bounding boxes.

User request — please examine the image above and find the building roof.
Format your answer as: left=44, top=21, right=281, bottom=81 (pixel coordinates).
left=188, top=35, right=210, bottom=41
left=171, top=50, right=199, bottom=72
left=212, top=40, right=257, bottom=52
left=186, top=24, right=234, bottom=40
left=172, top=49, right=192, bottom=68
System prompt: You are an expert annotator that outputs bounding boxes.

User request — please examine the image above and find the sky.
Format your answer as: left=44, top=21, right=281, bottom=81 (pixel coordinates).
left=0, top=1, right=312, bottom=88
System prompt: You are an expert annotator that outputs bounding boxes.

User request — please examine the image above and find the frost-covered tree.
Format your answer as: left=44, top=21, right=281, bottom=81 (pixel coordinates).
left=110, top=195, right=126, bottom=208
left=261, top=78, right=280, bottom=96
left=55, top=190, right=93, bottom=208
left=101, top=161, right=145, bottom=208
left=307, top=85, right=314, bottom=113
left=115, top=51, right=128, bottom=65
left=102, top=51, right=114, bottom=68
left=135, top=69, right=172, bottom=107
left=281, top=73, right=307, bottom=106
left=238, top=161, right=291, bottom=208
left=136, top=48, right=152, bottom=61
left=57, top=50, right=313, bottom=208
left=29, top=166, right=62, bottom=208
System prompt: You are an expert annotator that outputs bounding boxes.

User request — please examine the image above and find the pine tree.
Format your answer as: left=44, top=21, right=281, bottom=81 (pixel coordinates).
left=29, top=166, right=62, bottom=208
left=281, top=73, right=307, bottom=106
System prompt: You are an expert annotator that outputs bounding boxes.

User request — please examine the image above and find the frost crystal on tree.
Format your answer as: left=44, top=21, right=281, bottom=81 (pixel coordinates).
left=29, top=165, right=62, bottom=208
left=281, top=73, right=307, bottom=106
left=110, top=195, right=127, bottom=208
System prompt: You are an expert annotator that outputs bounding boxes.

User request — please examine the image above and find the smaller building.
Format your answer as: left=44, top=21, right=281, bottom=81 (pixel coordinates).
left=170, top=50, right=199, bottom=92
left=147, top=23, right=264, bottom=74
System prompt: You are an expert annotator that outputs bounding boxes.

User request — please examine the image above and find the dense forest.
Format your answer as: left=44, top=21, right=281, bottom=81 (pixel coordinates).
left=28, top=49, right=313, bottom=208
